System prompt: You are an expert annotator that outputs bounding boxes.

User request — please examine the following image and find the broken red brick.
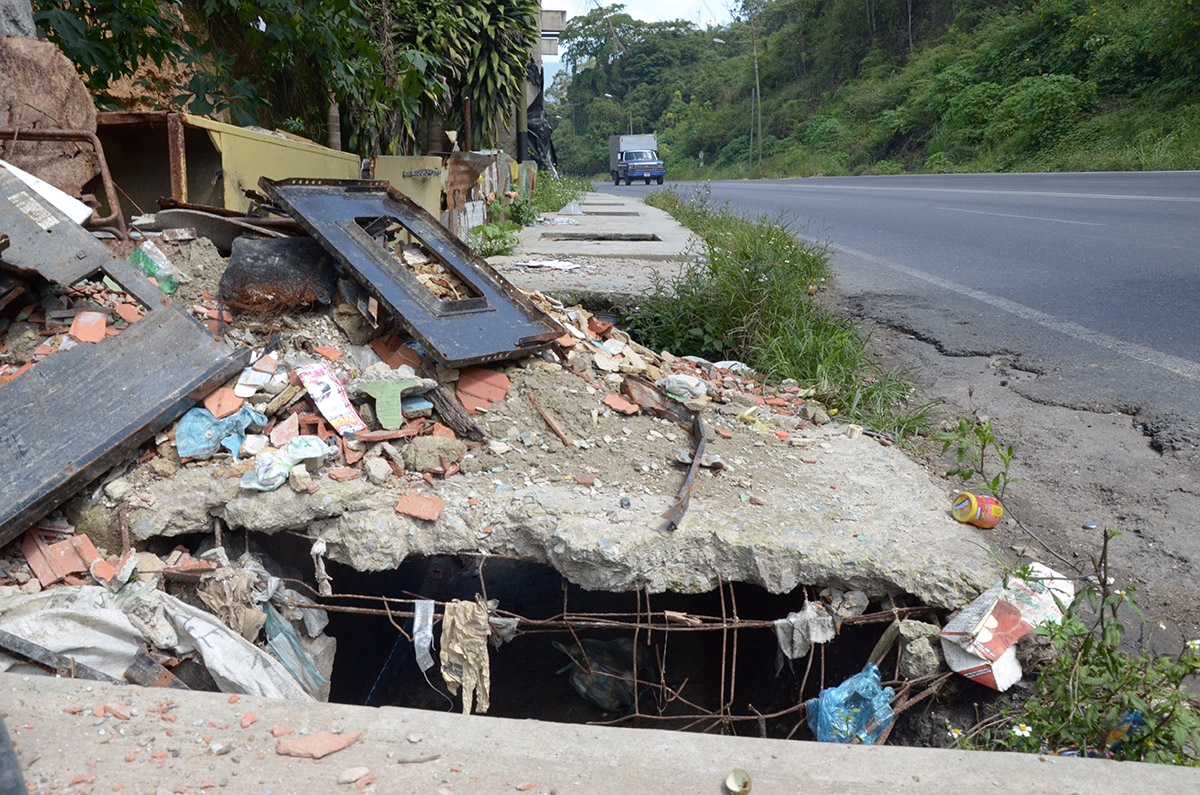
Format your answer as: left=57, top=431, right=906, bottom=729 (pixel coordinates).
left=23, top=530, right=101, bottom=587
left=394, top=494, right=445, bottom=522
left=714, top=427, right=733, bottom=439
left=748, top=496, right=767, bottom=506
left=764, top=397, right=789, bottom=407
left=602, top=394, right=639, bottom=415
left=588, top=317, right=614, bottom=338
left=313, top=346, right=343, bottom=362
left=203, top=387, right=243, bottom=420
left=69, top=311, right=107, bottom=343
left=574, top=473, right=596, bottom=487
left=774, top=430, right=790, bottom=440
left=228, top=694, right=240, bottom=703
left=555, top=334, right=577, bottom=348
left=269, top=727, right=294, bottom=738
left=241, top=711, right=259, bottom=729
left=64, top=706, right=86, bottom=715
left=269, top=412, right=300, bottom=447
left=800, top=456, right=818, bottom=464
left=429, top=422, right=456, bottom=439
left=252, top=353, right=279, bottom=374
left=355, top=775, right=373, bottom=789
left=275, top=730, right=362, bottom=760
left=103, top=702, right=131, bottom=720
left=328, top=467, right=360, bottom=482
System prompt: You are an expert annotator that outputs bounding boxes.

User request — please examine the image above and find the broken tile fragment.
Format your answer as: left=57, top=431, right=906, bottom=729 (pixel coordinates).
left=602, top=394, right=639, bottom=415
left=203, top=388, right=244, bottom=420
left=328, top=467, right=360, bottom=482
left=114, top=302, right=144, bottom=324
left=314, top=346, right=343, bottom=362
left=394, top=494, right=445, bottom=522
left=69, top=311, right=107, bottom=343
left=275, top=730, right=362, bottom=759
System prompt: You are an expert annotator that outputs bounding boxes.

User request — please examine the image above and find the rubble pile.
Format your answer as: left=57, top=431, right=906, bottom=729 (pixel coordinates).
left=0, top=275, right=147, bottom=385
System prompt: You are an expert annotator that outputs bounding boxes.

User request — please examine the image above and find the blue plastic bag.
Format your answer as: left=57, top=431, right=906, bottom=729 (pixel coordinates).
left=805, top=662, right=895, bottom=744
left=175, top=405, right=267, bottom=460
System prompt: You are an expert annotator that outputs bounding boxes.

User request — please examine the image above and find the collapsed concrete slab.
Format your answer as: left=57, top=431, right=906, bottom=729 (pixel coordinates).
left=116, top=362, right=998, bottom=609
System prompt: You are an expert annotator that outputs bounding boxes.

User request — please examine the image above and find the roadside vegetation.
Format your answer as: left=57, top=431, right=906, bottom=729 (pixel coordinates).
left=629, top=186, right=936, bottom=438
left=550, top=1, right=1200, bottom=178
left=934, top=409, right=1200, bottom=765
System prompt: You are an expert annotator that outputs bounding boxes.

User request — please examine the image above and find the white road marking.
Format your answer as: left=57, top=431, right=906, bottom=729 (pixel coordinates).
left=931, top=206, right=1102, bottom=226
left=769, top=183, right=1200, bottom=203
left=831, top=243, right=1200, bottom=383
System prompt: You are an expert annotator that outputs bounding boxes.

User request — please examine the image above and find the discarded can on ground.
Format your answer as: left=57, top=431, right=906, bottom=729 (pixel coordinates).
left=951, top=491, right=1004, bottom=528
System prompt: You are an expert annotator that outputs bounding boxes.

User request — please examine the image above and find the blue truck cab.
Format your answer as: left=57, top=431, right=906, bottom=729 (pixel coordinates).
left=609, top=134, right=666, bottom=186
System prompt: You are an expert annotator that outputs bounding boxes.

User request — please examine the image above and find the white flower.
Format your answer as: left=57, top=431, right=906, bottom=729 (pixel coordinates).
left=1113, top=589, right=1126, bottom=598
left=1187, top=639, right=1200, bottom=650
left=1013, top=724, right=1032, bottom=738
left=948, top=727, right=963, bottom=739
left=1158, top=621, right=1167, bottom=630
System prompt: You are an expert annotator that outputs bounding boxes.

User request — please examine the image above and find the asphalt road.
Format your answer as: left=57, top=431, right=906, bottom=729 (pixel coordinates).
left=597, top=173, right=1200, bottom=449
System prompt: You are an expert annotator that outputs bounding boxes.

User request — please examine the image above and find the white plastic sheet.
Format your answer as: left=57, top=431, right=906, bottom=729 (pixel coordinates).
left=0, top=584, right=312, bottom=701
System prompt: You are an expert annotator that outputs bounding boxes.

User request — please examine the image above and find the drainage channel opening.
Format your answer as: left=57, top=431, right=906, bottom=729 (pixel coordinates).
left=321, top=555, right=950, bottom=741
left=537, top=233, right=662, bottom=242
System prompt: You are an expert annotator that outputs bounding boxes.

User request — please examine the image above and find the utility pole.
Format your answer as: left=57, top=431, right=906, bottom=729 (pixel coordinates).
left=748, top=8, right=762, bottom=179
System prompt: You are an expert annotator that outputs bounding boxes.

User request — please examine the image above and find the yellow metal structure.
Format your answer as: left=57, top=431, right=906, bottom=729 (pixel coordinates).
left=185, top=115, right=359, bottom=212
left=372, top=156, right=444, bottom=219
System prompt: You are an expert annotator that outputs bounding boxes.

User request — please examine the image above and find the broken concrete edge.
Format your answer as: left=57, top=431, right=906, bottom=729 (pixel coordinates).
left=123, top=465, right=999, bottom=610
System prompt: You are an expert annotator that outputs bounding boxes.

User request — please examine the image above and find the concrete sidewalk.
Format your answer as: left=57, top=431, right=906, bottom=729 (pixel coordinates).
left=7, top=672, right=1197, bottom=794
left=490, top=190, right=698, bottom=304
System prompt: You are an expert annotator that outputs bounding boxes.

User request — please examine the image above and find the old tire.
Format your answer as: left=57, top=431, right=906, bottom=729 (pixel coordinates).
left=612, top=171, right=620, bottom=185
left=657, top=176, right=664, bottom=185
left=624, top=176, right=632, bottom=186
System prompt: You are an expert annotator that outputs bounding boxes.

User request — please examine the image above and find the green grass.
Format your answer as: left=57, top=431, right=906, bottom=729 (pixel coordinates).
left=630, top=187, right=938, bottom=437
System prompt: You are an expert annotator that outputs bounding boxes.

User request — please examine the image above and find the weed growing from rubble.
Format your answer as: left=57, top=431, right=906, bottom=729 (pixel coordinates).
left=532, top=172, right=592, bottom=214
left=933, top=405, right=1016, bottom=501
left=467, top=221, right=520, bottom=257
left=635, top=186, right=934, bottom=437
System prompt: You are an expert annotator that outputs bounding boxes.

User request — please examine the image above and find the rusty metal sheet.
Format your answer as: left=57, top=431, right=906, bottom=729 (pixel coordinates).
left=261, top=177, right=559, bottom=368
left=0, top=167, right=248, bottom=546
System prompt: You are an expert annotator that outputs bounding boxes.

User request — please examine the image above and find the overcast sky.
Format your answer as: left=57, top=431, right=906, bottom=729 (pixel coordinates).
left=541, top=0, right=734, bottom=84
left=543, top=1, right=733, bottom=37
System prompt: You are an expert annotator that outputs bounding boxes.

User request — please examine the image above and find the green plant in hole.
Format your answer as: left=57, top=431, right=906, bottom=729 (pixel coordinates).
left=1014, top=529, right=1200, bottom=764
left=933, top=389, right=1015, bottom=500
left=467, top=221, right=520, bottom=257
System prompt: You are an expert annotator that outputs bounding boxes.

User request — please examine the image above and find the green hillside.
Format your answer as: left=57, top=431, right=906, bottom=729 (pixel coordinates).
left=550, top=0, right=1200, bottom=177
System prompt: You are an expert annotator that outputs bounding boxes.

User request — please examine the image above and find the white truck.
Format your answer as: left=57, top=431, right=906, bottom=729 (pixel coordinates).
left=609, top=134, right=665, bottom=186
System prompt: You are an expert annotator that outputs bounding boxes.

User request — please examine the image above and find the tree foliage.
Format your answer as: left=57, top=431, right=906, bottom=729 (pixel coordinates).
left=548, top=0, right=1200, bottom=176
left=32, top=0, right=540, bottom=155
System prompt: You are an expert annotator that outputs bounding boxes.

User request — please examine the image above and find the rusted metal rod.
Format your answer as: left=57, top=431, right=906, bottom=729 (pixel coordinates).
left=0, top=127, right=128, bottom=239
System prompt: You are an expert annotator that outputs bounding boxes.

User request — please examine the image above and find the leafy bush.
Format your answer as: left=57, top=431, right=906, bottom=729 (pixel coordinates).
left=987, top=73, right=1099, bottom=152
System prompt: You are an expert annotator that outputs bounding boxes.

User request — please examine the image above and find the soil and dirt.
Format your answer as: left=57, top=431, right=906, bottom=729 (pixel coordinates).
left=847, top=313, right=1200, bottom=645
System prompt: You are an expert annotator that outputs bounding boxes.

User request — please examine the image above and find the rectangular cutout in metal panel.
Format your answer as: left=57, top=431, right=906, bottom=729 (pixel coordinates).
left=0, top=169, right=248, bottom=545
left=262, top=178, right=560, bottom=368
